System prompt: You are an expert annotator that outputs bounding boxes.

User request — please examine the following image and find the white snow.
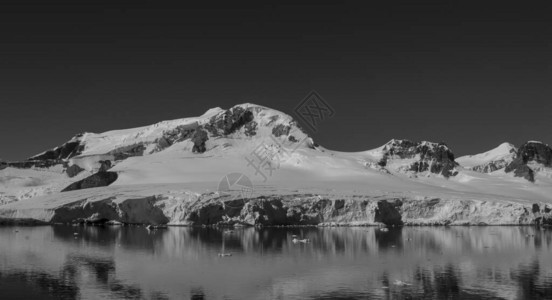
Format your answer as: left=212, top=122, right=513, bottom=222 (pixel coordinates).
left=0, top=166, right=90, bottom=204
left=74, top=107, right=222, bottom=157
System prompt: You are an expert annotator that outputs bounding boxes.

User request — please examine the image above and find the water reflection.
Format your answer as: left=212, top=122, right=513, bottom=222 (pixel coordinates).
left=0, top=270, right=79, bottom=299
left=0, top=226, right=551, bottom=299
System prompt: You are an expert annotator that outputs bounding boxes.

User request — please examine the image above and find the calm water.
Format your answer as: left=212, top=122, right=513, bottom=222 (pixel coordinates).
left=0, top=226, right=551, bottom=300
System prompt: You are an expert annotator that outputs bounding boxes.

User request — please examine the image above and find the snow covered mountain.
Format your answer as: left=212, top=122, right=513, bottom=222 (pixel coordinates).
left=457, top=141, right=552, bottom=182
left=27, top=104, right=309, bottom=171
left=456, top=142, right=517, bottom=173
left=2, top=103, right=466, bottom=196
left=363, top=139, right=458, bottom=177
left=504, top=141, right=552, bottom=182
left=1, top=104, right=311, bottom=202
left=1, top=103, right=552, bottom=226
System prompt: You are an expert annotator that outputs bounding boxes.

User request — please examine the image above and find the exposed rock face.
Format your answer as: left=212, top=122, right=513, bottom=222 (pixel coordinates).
left=65, top=164, right=84, bottom=178
left=378, top=140, right=458, bottom=177
left=506, top=163, right=535, bottom=182
left=155, top=106, right=259, bottom=155
left=49, top=196, right=169, bottom=224
left=272, top=124, right=291, bottom=137
left=155, top=124, right=197, bottom=152
left=163, top=125, right=196, bottom=144
left=471, top=159, right=512, bottom=173
left=29, top=136, right=85, bottom=161
left=505, top=142, right=552, bottom=182
left=8, top=134, right=89, bottom=170
left=2, top=194, right=551, bottom=226
left=374, top=199, right=403, bottom=226
left=204, top=106, right=255, bottom=136
left=61, top=171, right=118, bottom=192
left=244, top=121, right=257, bottom=136
left=98, top=160, right=112, bottom=172
left=109, top=144, right=146, bottom=160
left=186, top=106, right=259, bottom=153
left=518, top=141, right=552, bottom=165
left=191, top=128, right=209, bottom=153
left=7, top=160, right=62, bottom=169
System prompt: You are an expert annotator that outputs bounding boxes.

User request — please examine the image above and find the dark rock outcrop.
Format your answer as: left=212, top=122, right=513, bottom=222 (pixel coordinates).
left=49, top=196, right=169, bottom=224
left=65, top=164, right=84, bottom=178
left=61, top=171, right=118, bottom=192
left=3, top=193, right=552, bottom=226
left=471, top=159, right=512, bottom=173
left=374, top=199, right=403, bottom=226
left=99, top=160, right=112, bottom=172
left=29, top=136, right=85, bottom=161
left=272, top=124, right=291, bottom=137
left=517, top=142, right=552, bottom=165
left=204, top=106, right=255, bottom=136
left=378, top=140, right=458, bottom=177
left=9, top=134, right=86, bottom=170
left=191, top=128, right=209, bottom=153
left=505, top=142, right=552, bottom=182
left=109, top=144, right=146, bottom=160
left=506, top=163, right=535, bottom=182
left=7, top=159, right=62, bottom=169
left=155, top=124, right=198, bottom=152
left=244, top=121, right=257, bottom=136
left=183, top=106, right=259, bottom=153
left=184, top=197, right=336, bottom=226
left=240, top=199, right=297, bottom=225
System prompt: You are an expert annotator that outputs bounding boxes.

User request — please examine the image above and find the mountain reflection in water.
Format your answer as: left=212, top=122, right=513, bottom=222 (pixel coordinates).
left=0, top=226, right=551, bottom=299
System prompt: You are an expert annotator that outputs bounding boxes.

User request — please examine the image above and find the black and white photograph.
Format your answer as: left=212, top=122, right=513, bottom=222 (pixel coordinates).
left=1, top=1, right=551, bottom=299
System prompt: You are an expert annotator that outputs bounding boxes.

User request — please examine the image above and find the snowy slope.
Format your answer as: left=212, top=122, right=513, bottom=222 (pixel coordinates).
left=1, top=103, right=311, bottom=196
left=457, top=143, right=517, bottom=173
left=73, top=107, right=223, bottom=156
left=0, top=165, right=90, bottom=205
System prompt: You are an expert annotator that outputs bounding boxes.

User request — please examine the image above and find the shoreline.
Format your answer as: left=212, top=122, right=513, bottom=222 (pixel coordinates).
left=2, top=193, right=552, bottom=227
left=1, top=219, right=551, bottom=228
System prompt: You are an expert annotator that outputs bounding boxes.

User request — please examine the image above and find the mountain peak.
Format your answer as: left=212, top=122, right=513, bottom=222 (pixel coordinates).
left=201, top=106, right=225, bottom=117
left=504, top=141, right=552, bottom=182
left=374, top=139, right=458, bottom=177
left=456, top=142, right=517, bottom=173
left=495, top=142, right=517, bottom=151
left=21, top=103, right=309, bottom=172
left=9, top=102, right=551, bottom=187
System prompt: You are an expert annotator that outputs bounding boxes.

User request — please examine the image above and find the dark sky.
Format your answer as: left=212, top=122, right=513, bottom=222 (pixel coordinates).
left=1, top=0, right=551, bottom=161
